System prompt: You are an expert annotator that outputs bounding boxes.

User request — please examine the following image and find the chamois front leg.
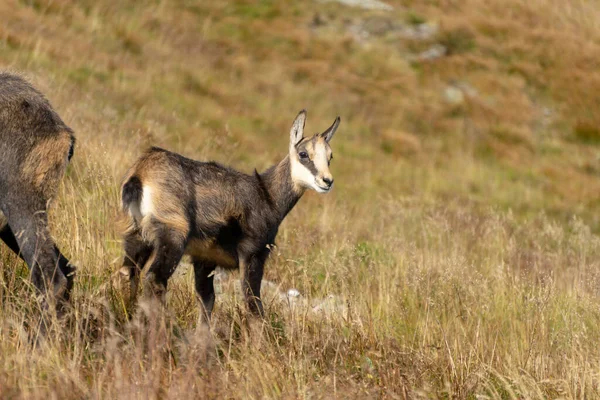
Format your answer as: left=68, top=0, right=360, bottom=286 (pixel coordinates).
left=241, top=250, right=269, bottom=318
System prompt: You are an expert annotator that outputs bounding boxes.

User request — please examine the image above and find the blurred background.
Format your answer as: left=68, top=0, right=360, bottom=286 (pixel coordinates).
left=4, top=0, right=600, bottom=226
left=2, top=0, right=600, bottom=398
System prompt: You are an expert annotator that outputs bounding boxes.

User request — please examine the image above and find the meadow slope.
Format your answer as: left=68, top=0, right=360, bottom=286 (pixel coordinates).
left=1, top=0, right=600, bottom=398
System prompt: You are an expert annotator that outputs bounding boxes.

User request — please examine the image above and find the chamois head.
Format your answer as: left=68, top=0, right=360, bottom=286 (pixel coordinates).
left=289, top=110, right=340, bottom=193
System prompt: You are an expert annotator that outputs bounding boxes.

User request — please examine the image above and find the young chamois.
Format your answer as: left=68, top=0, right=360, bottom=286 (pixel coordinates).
left=120, top=110, right=340, bottom=322
left=0, top=73, right=76, bottom=314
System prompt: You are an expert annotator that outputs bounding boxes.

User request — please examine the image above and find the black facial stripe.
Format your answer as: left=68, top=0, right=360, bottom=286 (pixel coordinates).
left=301, top=157, right=319, bottom=175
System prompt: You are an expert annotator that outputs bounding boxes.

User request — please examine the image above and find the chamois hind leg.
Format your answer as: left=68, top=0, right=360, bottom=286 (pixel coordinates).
left=192, top=259, right=216, bottom=325
left=55, top=249, right=75, bottom=303
left=0, top=222, right=22, bottom=255
left=121, top=229, right=154, bottom=309
left=0, top=224, right=75, bottom=302
left=142, top=223, right=186, bottom=305
left=4, top=203, right=68, bottom=318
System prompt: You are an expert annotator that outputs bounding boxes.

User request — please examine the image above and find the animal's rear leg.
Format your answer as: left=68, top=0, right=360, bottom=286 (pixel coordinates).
left=193, top=259, right=216, bottom=325
left=7, top=209, right=67, bottom=325
left=56, top=249, right=75, bottom=303
left=121, top=229, right=154, bottom=309
left=0, top=224, right=75, bottom=302
left=0, top=223, right=22, bottom=256
left=142, top=225, right=186, bottom=305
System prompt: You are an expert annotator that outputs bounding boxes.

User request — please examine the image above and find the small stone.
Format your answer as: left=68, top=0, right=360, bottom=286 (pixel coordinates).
left=361, top=16, right=396, bottom=36
left=444, top=86, right=465, bottom=105
left=397, top=23, right=438, bottom=41
left=415, top=44, right=447, bottom=61
left=322, top=0, right=393, bottom=11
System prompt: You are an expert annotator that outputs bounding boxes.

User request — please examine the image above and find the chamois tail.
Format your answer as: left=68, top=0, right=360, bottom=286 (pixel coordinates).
left=122, top=176, right=143, bottom=219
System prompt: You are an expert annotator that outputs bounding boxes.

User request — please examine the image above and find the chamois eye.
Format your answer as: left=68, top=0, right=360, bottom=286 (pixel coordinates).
left=299, top=151, right=309, bottom=159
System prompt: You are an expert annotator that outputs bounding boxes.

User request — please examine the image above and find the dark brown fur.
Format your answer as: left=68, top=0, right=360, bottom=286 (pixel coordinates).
left=0, top=72, right=76, bottom=316
left=120, top=111, right=340, bottom=323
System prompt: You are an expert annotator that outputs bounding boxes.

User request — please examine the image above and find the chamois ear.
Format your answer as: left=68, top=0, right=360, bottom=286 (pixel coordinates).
left=290, top=109, right=306, bottom=148
left=321, top=116, right=340, bottom=143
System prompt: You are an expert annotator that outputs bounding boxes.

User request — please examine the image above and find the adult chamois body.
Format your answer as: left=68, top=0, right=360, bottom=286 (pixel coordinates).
left=120, top=110, right=340, bottom=323
left=0, top=73, right=76, bottom=315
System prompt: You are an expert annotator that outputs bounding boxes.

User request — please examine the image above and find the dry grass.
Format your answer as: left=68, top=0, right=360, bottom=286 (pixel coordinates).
left=2, top=0, right=600, bottom=398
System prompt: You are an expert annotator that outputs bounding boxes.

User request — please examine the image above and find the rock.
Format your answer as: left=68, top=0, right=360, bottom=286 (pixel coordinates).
left=209, top=269, right=347, bottom=319
left=347, top=19, right=437, bottom=42
left=444, top=86, right=465, bottom=105
left=414, top=44, right=447, bottom=61
left=361, top=16, right=397, bottom=36
left=443, top=82, right=478, bottom=105
left=395, top=23, right=438, bottom=41
left=322, top=0, right=393, bottom=11
left=347, top=23, right=371, bottom=42
left=311, top=294, right=348, bottom=319
left=347, top=17, right=398, bottom=42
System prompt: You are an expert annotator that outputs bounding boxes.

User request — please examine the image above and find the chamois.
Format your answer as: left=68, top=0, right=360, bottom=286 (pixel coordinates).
left=120, top=110, right=340, bottom=323
left=0, top=73, right=76, bottom=314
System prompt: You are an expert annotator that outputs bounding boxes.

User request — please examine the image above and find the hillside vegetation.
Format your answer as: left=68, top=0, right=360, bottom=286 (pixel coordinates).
left=1, top=0, right=600, bottom=398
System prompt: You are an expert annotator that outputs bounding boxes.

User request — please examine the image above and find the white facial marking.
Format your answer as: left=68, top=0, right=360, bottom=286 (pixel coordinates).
left=291, top=156, right=323, bottom=192
left=313, top=141, right=332, bottom=190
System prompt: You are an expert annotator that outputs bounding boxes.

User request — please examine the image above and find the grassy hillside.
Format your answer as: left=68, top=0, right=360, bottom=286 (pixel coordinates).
left=2, top=0, right=600, bottom=398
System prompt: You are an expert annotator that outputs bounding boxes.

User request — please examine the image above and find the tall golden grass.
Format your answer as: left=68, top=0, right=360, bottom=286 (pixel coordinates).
left=1, top=0, right=600, bottom=397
